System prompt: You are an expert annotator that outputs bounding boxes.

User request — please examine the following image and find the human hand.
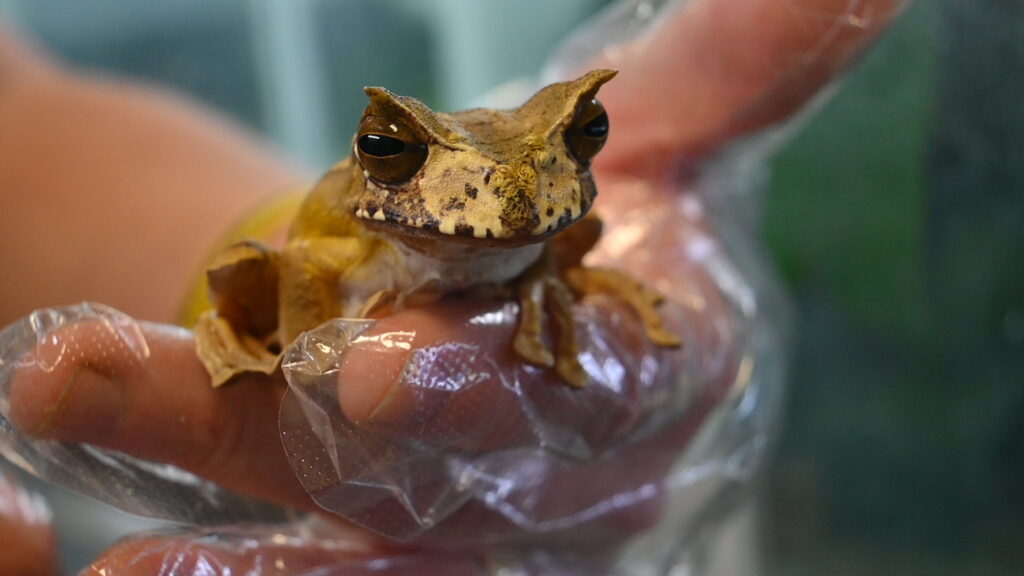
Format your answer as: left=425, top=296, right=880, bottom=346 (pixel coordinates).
left=0, top=471, right=58, bottom=576
left=0, top=0, right=909, bottom=573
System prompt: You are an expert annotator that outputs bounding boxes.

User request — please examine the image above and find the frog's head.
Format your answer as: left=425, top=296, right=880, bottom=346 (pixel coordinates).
left=350, top=69, right=616, bottom=247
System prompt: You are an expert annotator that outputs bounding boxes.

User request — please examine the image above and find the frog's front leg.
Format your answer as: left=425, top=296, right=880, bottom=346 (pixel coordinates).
left=277, top=236, right=369, bottom=344
left=564, top=267, right=682, bottom=348
left=196, top=240, right=282, bottom=387
left=551, top=212, right=682, bottom=349
left=514, top=251, right=587, bottom=388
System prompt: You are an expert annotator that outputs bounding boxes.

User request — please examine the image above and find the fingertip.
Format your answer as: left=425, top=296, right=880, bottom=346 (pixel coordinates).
left=334, top=327, right=413, bottom=426
left=333, top=304, right=473, bottom=427
left=327, top=300, right=540, bottom=452
left=5, top=316, right=314, bottom=510
left=6, top=320, right=139, bottom=442
left=8, top=362, right=123, bottom=443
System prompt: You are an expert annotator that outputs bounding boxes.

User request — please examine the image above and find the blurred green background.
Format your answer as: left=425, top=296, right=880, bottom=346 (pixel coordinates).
left=764, top=1, right=1024, bottom=574
left=2, top=0, right=1021, bottom=574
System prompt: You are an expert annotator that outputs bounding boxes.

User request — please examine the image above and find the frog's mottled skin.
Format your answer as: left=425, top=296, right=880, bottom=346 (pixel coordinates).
left=195, top=69, right=679, bottom=388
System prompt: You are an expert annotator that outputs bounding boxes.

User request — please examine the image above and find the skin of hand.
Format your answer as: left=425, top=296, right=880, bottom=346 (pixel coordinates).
left=0, top=473, right=59, bottom=576
left=0, top=0, right=909, bottom=573
left=0, top=23, right=303, bottom=326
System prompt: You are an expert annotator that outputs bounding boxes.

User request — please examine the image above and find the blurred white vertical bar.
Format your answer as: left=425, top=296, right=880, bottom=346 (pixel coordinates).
left=423, top=0, right=489, bottom=108
left=419, top=0, right=597, bottom=109
left=248, top=0, right=332, bottom=168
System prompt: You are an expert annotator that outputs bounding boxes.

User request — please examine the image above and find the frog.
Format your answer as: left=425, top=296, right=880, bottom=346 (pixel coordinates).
left=194, top=68, right=680, bottom=389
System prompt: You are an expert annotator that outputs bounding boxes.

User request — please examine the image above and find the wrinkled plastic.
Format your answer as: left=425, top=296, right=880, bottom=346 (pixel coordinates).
left=0, top=303, right=294, bottom=525
left=266, top=4, right=791, bottom=566
left=280, top=197, right=755, bottom=538
left=83, top=518, right=596, bottom=576
left=273, top=175, right=780, bottom=572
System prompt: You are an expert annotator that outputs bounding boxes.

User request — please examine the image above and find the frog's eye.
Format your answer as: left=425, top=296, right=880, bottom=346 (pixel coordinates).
left=565, top=98, right=609, bottom=165
left=355, top=116, right=428, bottom=184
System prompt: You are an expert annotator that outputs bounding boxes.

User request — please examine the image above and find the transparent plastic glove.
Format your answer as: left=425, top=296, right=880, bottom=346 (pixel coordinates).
left=0, top=0, right=911, bottom=574
left=84, top=520, right=488, bottom=576
left=0, top=304, right=295, bottom=525
left=82, top=517, right=657, bottom=575
left=269, top=0, right=913, bottom=555
left=279, top=230, right=732, bottom=548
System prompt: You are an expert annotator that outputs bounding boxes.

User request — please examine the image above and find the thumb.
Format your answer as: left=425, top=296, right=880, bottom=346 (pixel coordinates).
left=280, top=297, right=690, bottom=545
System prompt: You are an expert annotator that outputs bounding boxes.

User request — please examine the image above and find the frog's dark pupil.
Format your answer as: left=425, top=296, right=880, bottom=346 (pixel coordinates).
left=582, top=112, right=609, bottom=138
left=359, top=134, right=406, bottom=157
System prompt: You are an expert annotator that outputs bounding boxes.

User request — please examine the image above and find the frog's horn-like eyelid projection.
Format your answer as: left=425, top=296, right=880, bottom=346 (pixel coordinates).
left=519, top=68, right=618, bottom=134
left=362, top=86, right=465, bottom=146
left=361, top=69, right=617, bottom=148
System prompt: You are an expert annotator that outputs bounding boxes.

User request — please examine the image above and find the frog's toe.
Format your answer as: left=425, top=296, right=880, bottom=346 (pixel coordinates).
left=514, top=331, right=555, bottom=368
left=645, top=321, right=683, bottom=348
left=195, top=311, right=281, bottom=387
left=555, top=351, right=587, bottom=388
left=514, top=256, right=590, bottom=386
left=516, top=270, right=556, bottom=368
left=545, top=276, right=588, bottom=387
left=565, top=267, right=682, bottom=349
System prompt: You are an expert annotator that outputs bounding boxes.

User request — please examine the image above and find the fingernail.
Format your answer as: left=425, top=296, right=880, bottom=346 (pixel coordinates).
left=9, top=361, right=123, bottom=443
left=336, top=333, right=415, bottom=426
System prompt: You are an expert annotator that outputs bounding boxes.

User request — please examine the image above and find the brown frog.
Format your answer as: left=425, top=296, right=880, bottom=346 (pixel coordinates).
left=195, top=69, right=680, bottom=388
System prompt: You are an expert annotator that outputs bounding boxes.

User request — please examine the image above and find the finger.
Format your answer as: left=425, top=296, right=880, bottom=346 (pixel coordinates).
left=334, top=298, right=662, bottom=454
left=6, top=317, right=317, bottom=513
left=83, top=531, right=485, bottom=576
left=0, top=473, right=59, bottom=576
left=592, top=0, right=909, bottom=173
left=284, top=288, right=732, bottom=545
left=279, top=169, right=745, bottom=543
left=328, top=173, right=736, bottom=453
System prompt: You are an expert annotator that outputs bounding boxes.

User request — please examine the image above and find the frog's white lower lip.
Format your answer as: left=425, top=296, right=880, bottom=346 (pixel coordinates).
left=356, top=210, right=564, bottom=247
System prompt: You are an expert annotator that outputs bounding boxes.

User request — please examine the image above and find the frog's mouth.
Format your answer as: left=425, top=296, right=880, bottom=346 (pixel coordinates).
left=355, top=204, right=571, bottom=248
left=354, top=194, right=595, bottom=248
left=354, top=175, right=596, bottom=247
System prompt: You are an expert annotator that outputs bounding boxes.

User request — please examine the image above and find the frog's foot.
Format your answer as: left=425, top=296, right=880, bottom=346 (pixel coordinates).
left=564, top=267, right=683, bottom=348
left=206, top=240, right=280, bottom=337
left=515, top=270, right=587, bottom=388
left=195, top=311, right=281, bottom=388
